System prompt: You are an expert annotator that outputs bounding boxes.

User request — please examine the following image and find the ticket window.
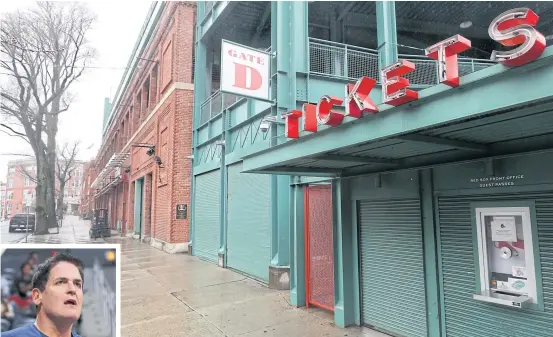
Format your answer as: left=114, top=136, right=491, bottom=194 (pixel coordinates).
left=473, top=206, right=540, bottom=309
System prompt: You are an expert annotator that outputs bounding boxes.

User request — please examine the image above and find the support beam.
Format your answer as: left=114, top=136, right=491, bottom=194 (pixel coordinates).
left=376, top=1, right=398, bottom=70
left=398, top=134, right=489, bottom=152
left=289, top=184, right=305, bottom=306
left=317, top=154, right=400, bottom=165
left=346, top=12, right=491, bottom=40
left=337, top=2, right=356, bottom=22
left=252, top=2, right=271, bottom=46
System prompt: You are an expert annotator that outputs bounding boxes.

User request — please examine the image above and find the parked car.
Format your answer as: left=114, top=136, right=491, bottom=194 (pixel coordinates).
left=8, top=214, right=35, bottom=233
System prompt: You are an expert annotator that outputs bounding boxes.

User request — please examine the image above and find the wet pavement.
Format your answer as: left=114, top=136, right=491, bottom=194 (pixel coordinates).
left=114, top=238, right=389, bottom=337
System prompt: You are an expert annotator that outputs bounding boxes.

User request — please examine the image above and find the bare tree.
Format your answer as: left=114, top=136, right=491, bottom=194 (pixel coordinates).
left=55, top=141, right=80, bottom=219
left=0, top=2, right=95, bottom=233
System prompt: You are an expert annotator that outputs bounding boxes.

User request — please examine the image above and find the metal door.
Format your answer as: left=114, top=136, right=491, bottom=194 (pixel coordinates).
left=226, top=162, right=271, bottom=282
left=194, top=170, right=221, bottom=263
left=358, top=198, right=427, bottom=337
left=305, top=184, right=334, bottom=311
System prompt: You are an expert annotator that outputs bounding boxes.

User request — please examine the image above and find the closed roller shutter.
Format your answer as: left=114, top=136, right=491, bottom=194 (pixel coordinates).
left=194, top=170, right=221, bottom=263
left=438, top=192, right=553, bottom=337
left=358, top=199, right=427, bottom=337
left=227, top=162, right=271, bottom=282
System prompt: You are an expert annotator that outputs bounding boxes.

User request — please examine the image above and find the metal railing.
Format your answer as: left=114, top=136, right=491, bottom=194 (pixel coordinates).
left=203, top=1, right=216, bottom=19
left=200, top=90, right=244, bottom=125
left=309, top=38, right=496, bottom=85
left=199, top=39, right=495, bottom=126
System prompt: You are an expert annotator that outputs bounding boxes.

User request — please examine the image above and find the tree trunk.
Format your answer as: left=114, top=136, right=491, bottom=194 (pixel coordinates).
left=57, top=181, right=65, bottom=219
left=34, top=152, right=49, bottom=234
left=45, top=110, right=59, bottom=229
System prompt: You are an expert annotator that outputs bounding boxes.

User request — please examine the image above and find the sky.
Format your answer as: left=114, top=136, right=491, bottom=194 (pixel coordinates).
left=0, top=0, right=153, bottom=180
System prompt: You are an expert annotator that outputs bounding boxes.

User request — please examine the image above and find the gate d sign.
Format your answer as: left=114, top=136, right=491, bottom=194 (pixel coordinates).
left=283, top=8, right=547, bottom=139
left=220, top=40, right=271, bottom=101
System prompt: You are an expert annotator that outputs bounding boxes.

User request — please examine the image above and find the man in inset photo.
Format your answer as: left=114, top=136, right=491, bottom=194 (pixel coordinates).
left=3, top=253, right=84, bottom=337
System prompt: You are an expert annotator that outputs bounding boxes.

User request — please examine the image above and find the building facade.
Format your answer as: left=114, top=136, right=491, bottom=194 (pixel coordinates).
left=91, top=1, right=196, bottom=253
left=192, top=1, right=553, bottom=336
left=79, top=159, right=97, bottom=218
left=3, top=158, right=85, bottom=218
left=0, top=182, right=6, bottom=219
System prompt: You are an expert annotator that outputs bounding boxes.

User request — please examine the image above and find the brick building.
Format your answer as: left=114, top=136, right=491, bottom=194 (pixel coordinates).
left=79, top=159, right=97, bottom=217
left=4, top=158, right=86, bottom=218
left=0, top=181, right=6, bottom=219
left=90, top=1, right=195, bottom=253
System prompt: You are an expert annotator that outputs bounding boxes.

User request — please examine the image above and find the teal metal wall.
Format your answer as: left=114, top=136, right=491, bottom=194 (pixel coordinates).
left=433, top=153, right=553, bottom=337
left=194, top=170, right=221, bottom=262
left=227, top=162, right=271, bottom=282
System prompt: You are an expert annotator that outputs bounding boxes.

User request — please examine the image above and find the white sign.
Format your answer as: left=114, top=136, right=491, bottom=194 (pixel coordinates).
left=491, top=216, right=517, bottom=242
left=508, top=277, right=528, bottom=295
left=25, top=198, right=32, bottom=207
left=220, top=40, right=271, bottom=101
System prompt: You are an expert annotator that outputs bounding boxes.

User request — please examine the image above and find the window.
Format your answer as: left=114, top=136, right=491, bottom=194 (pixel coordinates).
left=8, top=167, right=15, bottom=175
left=24, top=177, right=31, bottom=186
left=7, top=180, right=13, bottom=188
left=473, top=204, right=543, bottom=310
left=7, top=191, right=13, bottom=200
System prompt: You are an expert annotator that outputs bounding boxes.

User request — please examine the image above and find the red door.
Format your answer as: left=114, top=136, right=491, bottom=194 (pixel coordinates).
left=304, top=184, right=334, bottom=311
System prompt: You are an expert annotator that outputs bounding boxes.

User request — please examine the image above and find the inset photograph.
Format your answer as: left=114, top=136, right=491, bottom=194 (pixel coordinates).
left=1, top=244, right=119, bottom=337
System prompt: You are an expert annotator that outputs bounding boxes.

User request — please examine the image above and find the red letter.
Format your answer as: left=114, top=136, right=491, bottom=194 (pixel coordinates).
left=425, top=35, right=471, bottom=87
left=283, top=110, right=302, bottom=139
left=316, top=96, right=344, bottom=126
left=302, top=103, right=318, bottom=133
left=489, top=8, right=545, bottom=66
left=381, top=60, right=418, bottom=106
left=233, top=63, right=262, bottom=90
left=345, top=76, right=379, bottom=118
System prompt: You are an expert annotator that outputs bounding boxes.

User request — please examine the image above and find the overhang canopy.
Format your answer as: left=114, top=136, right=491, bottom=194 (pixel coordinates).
left=242, top=47, right=553, bottom=177
left=90, top=152, right=129, bottom=189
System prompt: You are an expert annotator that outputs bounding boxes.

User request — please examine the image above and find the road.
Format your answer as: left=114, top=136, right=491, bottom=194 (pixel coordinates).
left=0, top=219, right=30, bottom=244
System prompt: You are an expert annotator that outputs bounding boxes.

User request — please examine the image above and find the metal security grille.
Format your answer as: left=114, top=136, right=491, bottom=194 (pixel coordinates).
left=358, top=198, right=427, bottom=337
left=438, top=192, right=553, bottom=337
left=227, top=162, right=271, bottom=282
left=305, top=184, right=335, bottom=311
left=194, top=170, right=221, bottom=263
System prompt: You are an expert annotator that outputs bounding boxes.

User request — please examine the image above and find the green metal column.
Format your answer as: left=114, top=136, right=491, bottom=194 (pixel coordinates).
left=333, top=179, right=360, bottom=328
left=376, top=1, right=398, bottom=70
left=218, top=110, right=228, bottom=267
left=191, top=17, right=208, bottom=250
left=419, top=169, right=441, bottom=337
left=133, top=179, right=143, bottom=236
left=290, top=182, right=305, bottom=306
left=269, top=0, right=309, bottom=270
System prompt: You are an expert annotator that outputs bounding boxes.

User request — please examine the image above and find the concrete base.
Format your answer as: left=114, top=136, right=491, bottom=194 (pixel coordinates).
left=269, top=265, right=290, bottom=290
left=132, top=234, right=140, bottom=240
left=149, top=237, right=188, bottom=254
left=142, top=235, right=151, bottom=243
left=125, top=232, right=134, bottom=238
left=218, top=253, right=225, bottom=267
left=188, top=242, right=193, bottom=255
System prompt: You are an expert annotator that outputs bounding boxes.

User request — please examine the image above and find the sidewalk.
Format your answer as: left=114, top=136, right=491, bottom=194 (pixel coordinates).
left=17, top=215, right=118, bottom=244
left=114, top=238, right=388, bottom=337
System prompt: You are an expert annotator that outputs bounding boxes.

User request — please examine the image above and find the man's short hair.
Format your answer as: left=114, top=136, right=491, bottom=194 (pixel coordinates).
left=31, top=253, right=85, bottom=292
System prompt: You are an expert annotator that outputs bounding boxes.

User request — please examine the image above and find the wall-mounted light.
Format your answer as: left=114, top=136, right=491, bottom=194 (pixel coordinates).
left=155, top=156, right=164, bottom=168
left=460, top=21, right=472, bottom=29
left=215, top=139, right=225, bottom=147
left=124, top=167, right=131, bottom=173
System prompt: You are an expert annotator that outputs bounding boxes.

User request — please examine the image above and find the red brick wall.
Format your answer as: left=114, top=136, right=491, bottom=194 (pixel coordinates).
left=92, top=2, right=196, bottom=245
left=170, top=89, right=194, bottom=243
